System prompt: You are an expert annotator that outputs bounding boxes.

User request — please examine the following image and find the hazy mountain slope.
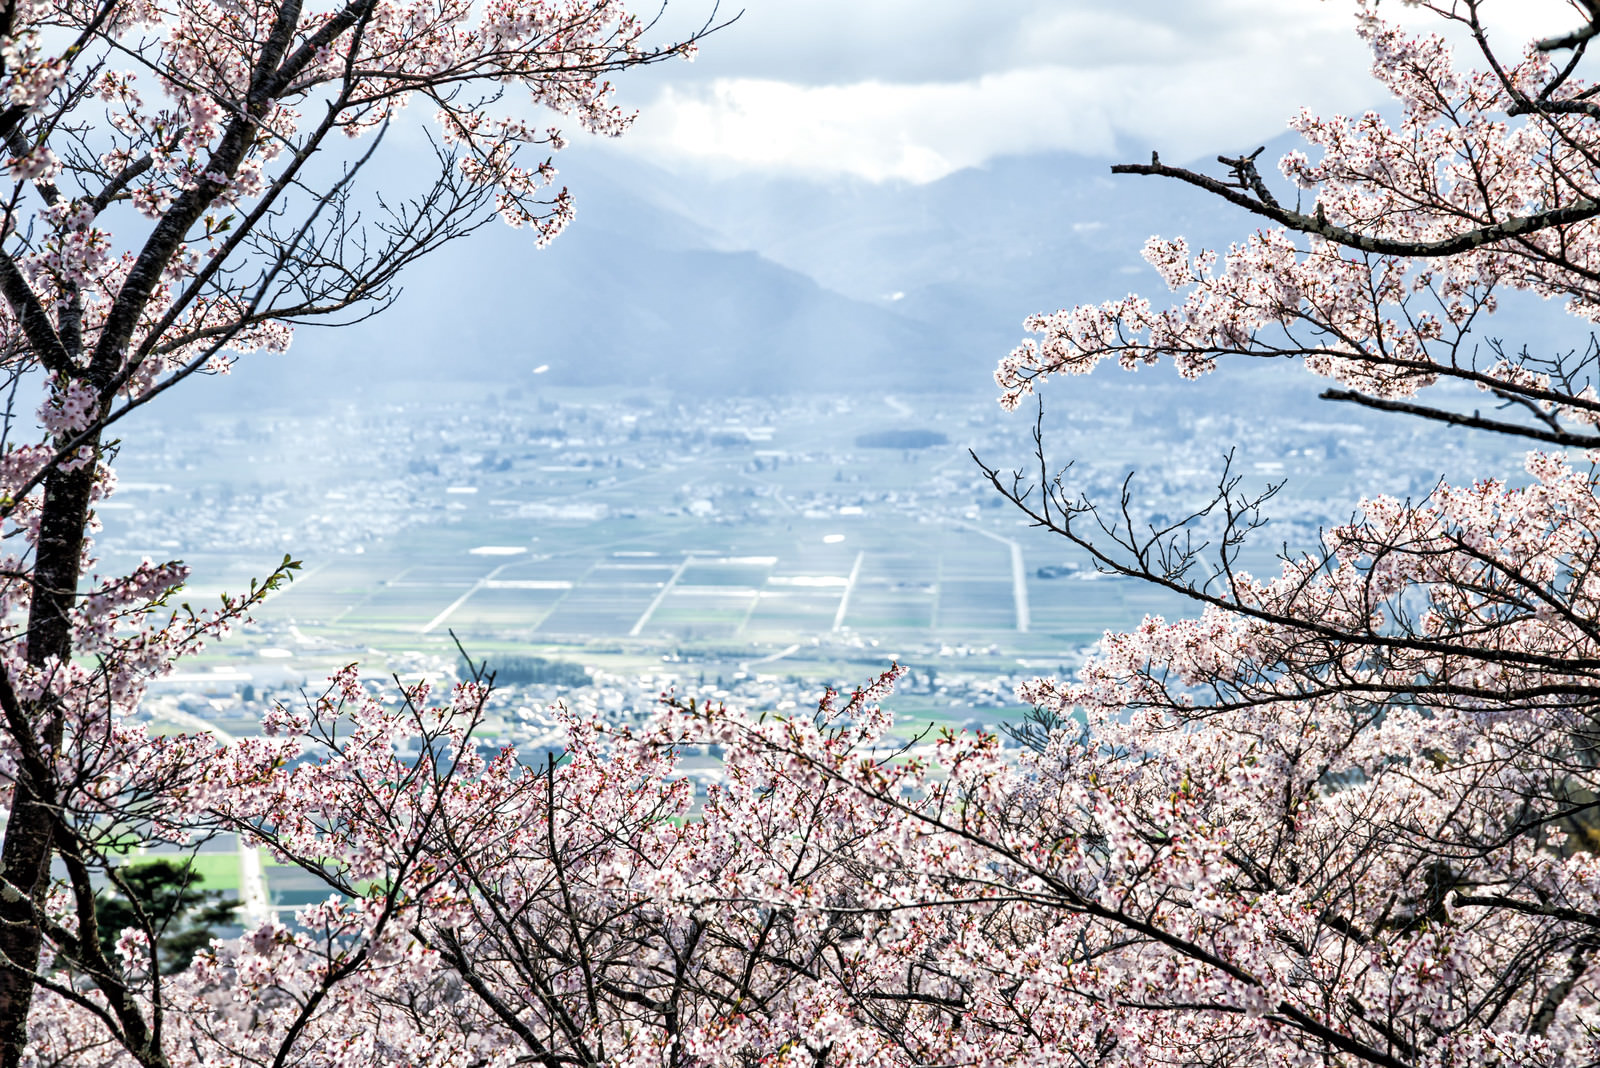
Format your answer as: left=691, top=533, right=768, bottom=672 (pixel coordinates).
left=610, top=137, right=1307, bottom=352
left=215, top=158, right=966, bottom=404
left=203, top=135, right=1593, bottom=413
left=374, top=232, right=963, bottom=393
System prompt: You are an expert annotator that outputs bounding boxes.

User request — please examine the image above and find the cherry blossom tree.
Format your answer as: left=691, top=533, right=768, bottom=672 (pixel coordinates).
left=0, top=0, right=712, bottom=1061
left=28, top=0, right=1600, bottom=1066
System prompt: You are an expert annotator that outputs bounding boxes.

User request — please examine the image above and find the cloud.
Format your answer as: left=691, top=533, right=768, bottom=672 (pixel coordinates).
left=622, top=52, right=1373, bottom=183
left=653, top=0, right=1352, bottom=86
left=629, top=73, right=1108, bottom=184
left=607, top=0, right=1585, bottom=183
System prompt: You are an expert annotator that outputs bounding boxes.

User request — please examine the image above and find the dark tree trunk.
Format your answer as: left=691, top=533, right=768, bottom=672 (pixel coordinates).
left=0, top=452, right=98, bottom=1068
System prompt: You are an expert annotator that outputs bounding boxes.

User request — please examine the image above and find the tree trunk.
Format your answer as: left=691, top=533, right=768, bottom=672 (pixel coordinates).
left=0, top=452, right=98, bottom=1068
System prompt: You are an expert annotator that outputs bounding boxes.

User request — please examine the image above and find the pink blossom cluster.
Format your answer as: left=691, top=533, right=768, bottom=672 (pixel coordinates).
left=17, top=642, right=1593, bottom=1066
left=995, top=6, right=1600, bottom=432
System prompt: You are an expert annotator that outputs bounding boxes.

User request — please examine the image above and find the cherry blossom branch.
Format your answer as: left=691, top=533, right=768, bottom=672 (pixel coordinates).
left=1320, top=388, right=1600, bottom=447
left=1110, top=152, right=1600, bottom=259
left=1536, top=2, right=1600, bottom=52
left=975, top=446, right=1600, bottom=680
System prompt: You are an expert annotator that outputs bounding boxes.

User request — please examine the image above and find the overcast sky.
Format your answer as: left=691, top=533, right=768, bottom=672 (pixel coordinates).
left=602, top=0, right=1580, bottom=183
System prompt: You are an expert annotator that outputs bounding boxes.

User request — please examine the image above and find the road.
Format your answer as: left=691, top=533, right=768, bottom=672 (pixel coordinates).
left=832, top=551, right=865, bottom=631
left=157, top=707, right=273, bottom=928
left=949, top=519, right=1031, bottom=633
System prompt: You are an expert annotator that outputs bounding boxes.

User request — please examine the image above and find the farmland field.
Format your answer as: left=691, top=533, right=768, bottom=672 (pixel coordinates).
left=97, top=380, right=1533, bottom=698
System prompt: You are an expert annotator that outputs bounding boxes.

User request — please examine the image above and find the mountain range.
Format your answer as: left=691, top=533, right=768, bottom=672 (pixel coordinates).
left=198, top=138, right=1274, bottom=401
left=201, top=133, right=1580, bottom=414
